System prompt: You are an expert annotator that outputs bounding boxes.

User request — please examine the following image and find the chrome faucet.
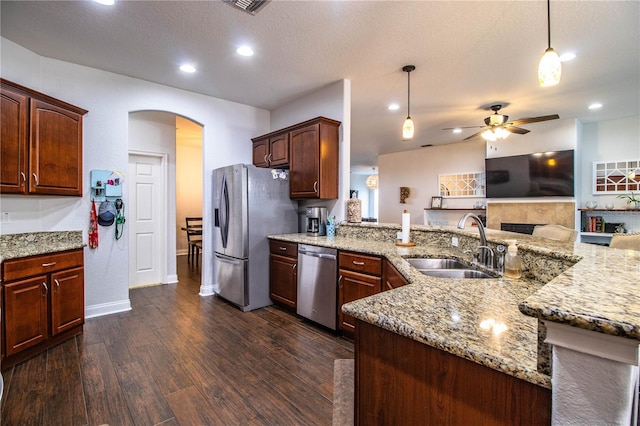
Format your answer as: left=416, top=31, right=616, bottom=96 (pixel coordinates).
left=457, top=213, right=494, bottom=269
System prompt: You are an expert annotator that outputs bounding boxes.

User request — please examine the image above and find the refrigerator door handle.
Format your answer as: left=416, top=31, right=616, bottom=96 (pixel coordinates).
left=219, top=172, right=230, bottom=248
left=214, top=252, right=242, bottom=265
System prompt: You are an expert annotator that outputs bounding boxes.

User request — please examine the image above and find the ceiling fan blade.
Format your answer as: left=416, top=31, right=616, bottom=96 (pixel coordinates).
left=442, top=125, right=483, bottom=130
left=463, top=129, right=486, bottom=141
left=506, top=126, right=530, bottom=135
left=509, top=114, right=559, bottom=126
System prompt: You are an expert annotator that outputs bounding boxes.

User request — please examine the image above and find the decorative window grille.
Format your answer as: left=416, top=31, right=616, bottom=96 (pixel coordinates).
left=593, top=159, right=640, bottom=194
left=439, top=172, right=485, bottom=198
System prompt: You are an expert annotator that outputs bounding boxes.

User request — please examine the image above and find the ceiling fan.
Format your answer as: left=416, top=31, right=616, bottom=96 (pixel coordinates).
left=444, top=104, right=560, bottom=141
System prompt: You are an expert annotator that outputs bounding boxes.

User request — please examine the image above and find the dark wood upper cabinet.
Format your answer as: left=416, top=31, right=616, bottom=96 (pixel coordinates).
left=251, top=116, right=340, bottom=199
left=1, top=78, right=88, bottom=196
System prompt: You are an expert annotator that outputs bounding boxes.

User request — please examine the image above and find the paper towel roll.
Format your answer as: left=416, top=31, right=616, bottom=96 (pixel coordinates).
left=402, top=210, right=410, bottom=243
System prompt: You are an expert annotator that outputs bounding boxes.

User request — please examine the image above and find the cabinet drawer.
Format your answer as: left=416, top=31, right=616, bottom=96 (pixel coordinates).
left=269, top=240, right=298, bottom=259
left=2, top=249, right=84, bottom=282
left=339, top=251, right=382, bottom=276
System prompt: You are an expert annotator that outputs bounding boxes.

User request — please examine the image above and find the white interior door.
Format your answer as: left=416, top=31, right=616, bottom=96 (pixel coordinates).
left=128, top=153, right=165, bottom=287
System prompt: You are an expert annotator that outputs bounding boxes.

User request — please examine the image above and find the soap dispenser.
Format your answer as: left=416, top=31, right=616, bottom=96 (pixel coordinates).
left=504, top=239, right=522, bottom=279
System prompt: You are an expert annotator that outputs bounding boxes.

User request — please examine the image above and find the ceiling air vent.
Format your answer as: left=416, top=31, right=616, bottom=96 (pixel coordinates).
left=224, top=0, right=270, bottom=15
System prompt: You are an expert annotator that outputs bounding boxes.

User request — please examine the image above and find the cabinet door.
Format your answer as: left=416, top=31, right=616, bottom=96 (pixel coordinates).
left=51, top=266, right=85, bottom=336
left=0, top=87, right=29, bottom=194
left=252, top=138, right=269, bottom=167
left=383, top=259, right=409, bottom=291
left=338, top=269, right=381, bottom=333
left=269, top=133, right=289, bottom=167
left=4, top=276, right=49, bottom=356
left=29, top=99, right=83, bottom=195
left=289, top=123, right=320, bottom=198
left=269, top=254, right=297, bottom=310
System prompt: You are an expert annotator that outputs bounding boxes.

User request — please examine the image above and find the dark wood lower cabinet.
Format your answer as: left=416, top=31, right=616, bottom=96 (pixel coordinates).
left=269, top=240, right=298, bottom=312
left=355, top=320, right=551, bottom=425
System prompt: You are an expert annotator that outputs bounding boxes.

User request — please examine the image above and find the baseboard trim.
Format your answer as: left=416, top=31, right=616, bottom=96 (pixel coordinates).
left=199, top=282, right=216, bottom=297
left=85, top=299, right=132, bottom=319
left=165, top=274, right=178, bottom=284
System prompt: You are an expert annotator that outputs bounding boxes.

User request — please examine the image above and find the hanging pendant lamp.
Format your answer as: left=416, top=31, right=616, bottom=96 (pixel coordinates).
left=402, top=65, right=415, bottom=140
left=538, top=0, right=561, bottom=87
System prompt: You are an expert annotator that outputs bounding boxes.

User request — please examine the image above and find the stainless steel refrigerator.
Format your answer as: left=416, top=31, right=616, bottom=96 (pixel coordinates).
left=213, top=164, right=298, bottom=311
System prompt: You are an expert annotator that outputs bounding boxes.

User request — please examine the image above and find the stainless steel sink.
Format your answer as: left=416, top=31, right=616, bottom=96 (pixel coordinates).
left=406, top=258, right=494, bottom=279
left=418, top=269, right=493, bottom=279
left=406, top=258, right=468, bottom=270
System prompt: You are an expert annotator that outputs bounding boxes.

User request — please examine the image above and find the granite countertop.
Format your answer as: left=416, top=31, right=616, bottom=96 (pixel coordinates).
left=0, top=231, right=85, bottom=263
left=270, top=222, right=640, bottom=389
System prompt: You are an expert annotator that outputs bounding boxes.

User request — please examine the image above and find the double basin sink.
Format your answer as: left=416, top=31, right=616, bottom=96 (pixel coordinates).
left=406, top=258, right=494, bottom=279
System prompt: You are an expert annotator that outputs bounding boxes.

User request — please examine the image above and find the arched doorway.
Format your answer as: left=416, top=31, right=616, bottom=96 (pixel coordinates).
left=128, top=111, right=203, bottom=289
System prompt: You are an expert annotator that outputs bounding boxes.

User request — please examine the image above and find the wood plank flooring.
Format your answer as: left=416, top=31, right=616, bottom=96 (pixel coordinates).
left=1, top=256, right=354, bottom=425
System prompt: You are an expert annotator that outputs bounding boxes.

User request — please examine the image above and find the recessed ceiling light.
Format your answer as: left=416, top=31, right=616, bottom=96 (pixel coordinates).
left=452, top=128, right=462, bottom=134
left=560, top=52, right=576, bottom=62
left=588, top=102, right=603, bottom=110
left=387, top=104, right=400, bottom=111
left=179, top=64, right=196, bottom=73
left=236, top=46, right=254, bottom=57
left=94, top=0, right=115, bottom=5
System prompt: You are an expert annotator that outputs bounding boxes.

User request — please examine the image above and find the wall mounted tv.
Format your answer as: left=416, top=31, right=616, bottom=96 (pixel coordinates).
left=485, top=149, right=575, bottom=198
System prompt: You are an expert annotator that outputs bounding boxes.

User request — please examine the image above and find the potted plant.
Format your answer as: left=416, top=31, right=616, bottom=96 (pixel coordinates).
left=617, top=192, right=640, bottom=210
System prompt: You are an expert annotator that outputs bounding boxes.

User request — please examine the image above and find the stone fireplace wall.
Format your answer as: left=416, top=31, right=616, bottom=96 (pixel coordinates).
left=486, top=202, right=576, bottom=230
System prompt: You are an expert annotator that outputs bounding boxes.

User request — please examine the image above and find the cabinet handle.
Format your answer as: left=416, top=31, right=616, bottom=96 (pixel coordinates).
left=352, top=261, right=365, bottom=266
left=42, top=282, right=48, bottom=296
left=268, top=153, right=272, bottom=163
left=279, top=247, right=287, bottom=251
left=32, top=173, right=39, bottom=185
left=42, top=262, right=57, bottom=267
left=54, top=279, right=60, bottom=293
left=338, top=275, right=343, bottom=288
left=20, top=172, right=26, bottom=186
left=292, top=264, right=297, bottom=270
left=313, top=181, right=318, bottom=193
left=264, top=154, right=269, bottom=165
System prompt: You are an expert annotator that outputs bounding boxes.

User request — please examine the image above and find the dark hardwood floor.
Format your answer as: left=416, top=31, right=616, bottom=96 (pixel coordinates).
left=1, top=256, right=354, bottom=425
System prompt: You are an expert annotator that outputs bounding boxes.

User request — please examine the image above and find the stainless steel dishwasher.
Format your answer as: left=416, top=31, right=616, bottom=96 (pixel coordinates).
left=297, top=244, right=338, bottom=330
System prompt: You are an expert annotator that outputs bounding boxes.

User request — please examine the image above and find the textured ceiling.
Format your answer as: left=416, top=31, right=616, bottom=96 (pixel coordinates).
left=2, top=1, right=638, bottom=173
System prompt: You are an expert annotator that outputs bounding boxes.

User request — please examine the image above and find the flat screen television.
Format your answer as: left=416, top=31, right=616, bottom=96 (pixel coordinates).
left=485, top=149, right=575, bottom=198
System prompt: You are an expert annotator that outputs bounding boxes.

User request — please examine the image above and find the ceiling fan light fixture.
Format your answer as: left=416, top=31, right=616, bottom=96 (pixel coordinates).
left=538, top=0, right=561, bottom=87
left=481, top=127, right=510, bottom=142
left=402, top=65, right=416, bottom=140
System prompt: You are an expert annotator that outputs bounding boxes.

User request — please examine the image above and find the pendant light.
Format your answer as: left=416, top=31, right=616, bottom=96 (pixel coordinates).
left=366, top=170, right=379, bottom=190
left=538, top=0, right=561, bottom=87
left=402, top=65, right=415, bottom=140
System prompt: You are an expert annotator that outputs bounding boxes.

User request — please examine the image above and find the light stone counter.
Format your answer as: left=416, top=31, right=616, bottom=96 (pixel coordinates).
left=270, top=221, right=640, bottom=389
left=0, top=231, right=85, bottom=263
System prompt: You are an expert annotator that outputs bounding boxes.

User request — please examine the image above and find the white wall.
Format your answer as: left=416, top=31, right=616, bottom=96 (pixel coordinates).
left=270, top=80, right=351, bottom=226
left=0, top=38, right=269, bottom=317
left=378, top=138, right=486, bottom=224
left=579, top=115, right=640, bottom=207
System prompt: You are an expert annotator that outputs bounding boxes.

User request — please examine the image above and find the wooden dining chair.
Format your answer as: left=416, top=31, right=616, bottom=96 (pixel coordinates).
left=185, top=217, right=203, bottom=265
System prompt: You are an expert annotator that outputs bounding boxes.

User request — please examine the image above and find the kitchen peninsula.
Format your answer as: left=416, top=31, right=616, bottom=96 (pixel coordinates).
left=269, top=222, right=640, bottom=424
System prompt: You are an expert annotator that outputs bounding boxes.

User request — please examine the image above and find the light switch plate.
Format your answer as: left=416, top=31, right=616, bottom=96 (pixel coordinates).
left=2, top=212, right=10, bottom=223
left=451, top=236, right=459, bottom=247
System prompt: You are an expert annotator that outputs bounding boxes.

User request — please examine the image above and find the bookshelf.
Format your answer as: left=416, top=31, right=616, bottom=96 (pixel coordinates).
left=578, top=208, right=640, bottom=245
